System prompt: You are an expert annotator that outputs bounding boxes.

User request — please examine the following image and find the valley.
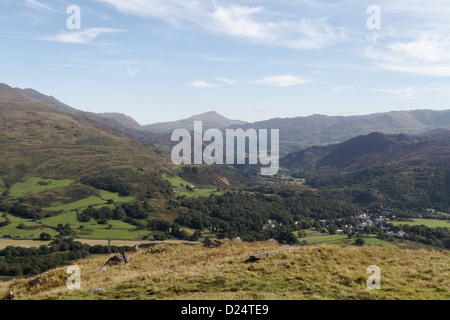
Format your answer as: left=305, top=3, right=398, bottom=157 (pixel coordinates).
left=0, top=83, right=448, bottom=300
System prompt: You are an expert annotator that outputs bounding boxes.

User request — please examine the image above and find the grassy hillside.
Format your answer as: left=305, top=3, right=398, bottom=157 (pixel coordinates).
left=1, top=241, right=448, bottom=300
left=0, top=98, right=171, bottom=180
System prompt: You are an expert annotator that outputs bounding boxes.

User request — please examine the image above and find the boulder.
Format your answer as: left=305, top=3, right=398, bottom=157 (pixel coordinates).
left=246, top=251, right=280, bottom=263
left=105, top=252, right=131, bottom=266
left=231, top=237, right=243, bottom=243
left=97, top=266, right=108, bottom=273
left=203, top=238, right=221, bottom=248
left=29, top=276, right=42, bottom=288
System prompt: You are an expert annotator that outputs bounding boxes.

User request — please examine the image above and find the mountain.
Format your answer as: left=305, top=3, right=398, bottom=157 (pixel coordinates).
left=281, top=130, right=450, bottom=171
left=229, top=110, right=450, bottom=155
left=16, top=87, right=145, bottom=132
left=144, top=111, right=247, bottom=134
left=0, top=83, right=173, bottom=182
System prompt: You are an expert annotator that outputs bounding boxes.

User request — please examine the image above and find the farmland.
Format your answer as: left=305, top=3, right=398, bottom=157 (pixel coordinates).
left=390, top=219, right=450, bottom=229
left=0, top=176, right=152, bottom=240
left=301, top=234, right=397, bottom=248
left=163, top=174, right=223, bottom=198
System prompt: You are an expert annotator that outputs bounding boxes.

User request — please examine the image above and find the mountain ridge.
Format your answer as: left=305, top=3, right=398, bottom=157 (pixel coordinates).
left=280, top=129, right=450, bottom=171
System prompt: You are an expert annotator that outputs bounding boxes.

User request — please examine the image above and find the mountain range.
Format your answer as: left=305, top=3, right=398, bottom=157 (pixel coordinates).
left=5, top=83, right=450, bottom=157
left=2, top=82, right=450, bottom=172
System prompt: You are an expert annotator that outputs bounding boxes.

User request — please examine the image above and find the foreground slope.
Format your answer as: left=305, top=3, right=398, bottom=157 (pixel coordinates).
left=2, top=242, right=448, bottom=300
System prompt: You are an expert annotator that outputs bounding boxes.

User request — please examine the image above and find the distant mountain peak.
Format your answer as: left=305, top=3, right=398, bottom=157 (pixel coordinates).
left=144, top=111, right=248, bottom=134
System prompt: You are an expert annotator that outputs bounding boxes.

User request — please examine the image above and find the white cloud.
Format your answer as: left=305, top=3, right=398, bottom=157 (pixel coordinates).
left=208, top=5, right=347, bottom=50
left=40, top=27, right=125, bottom=44
left=190, top=81, right=219, bottom=88
left=253, top=75, right=310, bottom=87
left=366, top=34, right=450, bottom=76
left=190, top=78, right=237, bottom=88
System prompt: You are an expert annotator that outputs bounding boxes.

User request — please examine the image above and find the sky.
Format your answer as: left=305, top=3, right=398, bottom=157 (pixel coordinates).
left=1, top=0, right=450, bottom=124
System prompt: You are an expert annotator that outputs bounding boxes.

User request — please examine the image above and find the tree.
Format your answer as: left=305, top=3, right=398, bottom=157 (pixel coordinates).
left=39, top=232, right=52, bottom=241
left=328, top=225, right=337, bottom=235
left=355, top=237, right=365, bottom=246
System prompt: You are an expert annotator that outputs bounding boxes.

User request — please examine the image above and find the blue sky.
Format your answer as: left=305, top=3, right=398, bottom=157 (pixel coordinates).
left=1, top=0, right=450, bottom=124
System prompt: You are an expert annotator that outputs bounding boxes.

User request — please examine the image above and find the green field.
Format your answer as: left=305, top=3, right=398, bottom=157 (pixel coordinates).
left=0, top=211, right=153, bottom=240
left=0, top=213, right=59, bottom=238
left=42, top=190, right=134, bottom=213
left=98, top=190, right=135, bottom=203
left=163, top=174, right=222, bottom=198
left=390, top=218, right=450, bottom=229
left=302, top=234, right=397, bottom=247
left=9, top=177, right=73, bottom=198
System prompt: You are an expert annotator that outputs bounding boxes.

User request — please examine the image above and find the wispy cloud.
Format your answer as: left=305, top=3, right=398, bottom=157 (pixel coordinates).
left=25, top=0, right=56, bottom=13
left=40, top=27, right=125, bottom=44
left=253, top=75, right=310, bottom=87
left=371, top=85, right=450, bottom=100
left=217, top=78, right=236, bottom=85
left=126, top=66, right=140, bottom=77
left=96, top=0, right=347, bottom=50
left=331, top=85, right=352, bottom=92
left=371, top=87, right=421, bottom=100
left=190, top=77, right=237, bottom=88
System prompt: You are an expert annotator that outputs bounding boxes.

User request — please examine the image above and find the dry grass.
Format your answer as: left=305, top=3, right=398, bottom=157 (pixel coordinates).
left=0, top=239, right=51, bottom=249
left=1, top=242, right=449, bottom=300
